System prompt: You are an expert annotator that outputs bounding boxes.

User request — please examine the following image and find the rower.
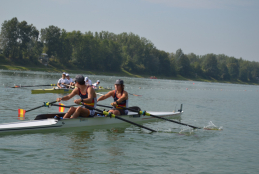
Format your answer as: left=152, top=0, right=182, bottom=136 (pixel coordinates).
left=66, top=73, right=74, bottom=88
left=56, top=75, right=97, bottom=118
left=97, top=79, right=128, bottom=116
left=92, top=80, right=100, bottom=89
left=57, top=72, right=69, bottom=89
left=85, top=77, right=92, bottom=86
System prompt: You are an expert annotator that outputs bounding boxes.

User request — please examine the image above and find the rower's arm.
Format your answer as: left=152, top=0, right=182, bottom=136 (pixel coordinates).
left=116, top=91, right=128, bottom=104
left=97, top=91, right=113, bottom=102
left=57, top=79, right=63, bottom=89
left=57, top=82, right=61, bottom=88
left=57, top=88, right=78, bottom=102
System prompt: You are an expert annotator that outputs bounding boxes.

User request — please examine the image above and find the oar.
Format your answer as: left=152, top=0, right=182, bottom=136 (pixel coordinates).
left=12, top=84, right=56, bottom=88
left=63, top=84, right=75, bottom=88
left=123, top=106, right=201, bottom=129
left=80, top=104, right=156, bottom=132
left=18, top=101, right=57, bottom=119
left=96, top=92, right=142, bottom=97
left=97, top=104, right=201, bottom=129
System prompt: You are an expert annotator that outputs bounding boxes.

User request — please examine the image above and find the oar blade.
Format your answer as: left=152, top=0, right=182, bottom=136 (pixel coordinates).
left=11, top=85, right=20, bottom=88
left=59, top=103, right=65, bottom=112
left=129, top=93, right=142, bottom=96
left=18, top=109, right=26, bottom=120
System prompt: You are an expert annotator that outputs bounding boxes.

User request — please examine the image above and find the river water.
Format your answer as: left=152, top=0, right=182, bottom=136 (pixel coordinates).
left=0, top=70, right=258, bottom=174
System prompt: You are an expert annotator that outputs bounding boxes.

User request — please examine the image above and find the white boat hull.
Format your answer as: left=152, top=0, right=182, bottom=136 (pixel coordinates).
left=0, top=111, right=182, bottom=133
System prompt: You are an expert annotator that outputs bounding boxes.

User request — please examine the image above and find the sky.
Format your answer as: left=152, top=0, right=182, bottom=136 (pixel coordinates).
left=1, top=0, right=259, bottom=62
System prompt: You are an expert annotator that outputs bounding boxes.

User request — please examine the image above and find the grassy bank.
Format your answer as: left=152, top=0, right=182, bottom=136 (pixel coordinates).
left=0, top=59, right=258, bottom=85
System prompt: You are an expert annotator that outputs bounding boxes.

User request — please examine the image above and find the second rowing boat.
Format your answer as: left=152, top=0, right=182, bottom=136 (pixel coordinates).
left=31, top=87, right=112, bottom=94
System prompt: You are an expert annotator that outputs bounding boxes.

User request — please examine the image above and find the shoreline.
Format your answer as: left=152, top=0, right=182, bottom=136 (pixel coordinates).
left=0, top=64, right=258, bottom=86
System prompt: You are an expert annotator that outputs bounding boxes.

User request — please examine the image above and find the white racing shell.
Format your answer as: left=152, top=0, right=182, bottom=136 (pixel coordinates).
left=0, top=111, right=182, bottom=133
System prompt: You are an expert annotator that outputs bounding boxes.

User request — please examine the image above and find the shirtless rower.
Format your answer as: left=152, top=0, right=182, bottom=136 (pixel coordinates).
left=97, top=79, right=128, bottom=116
left=56, top=75, right=97, bottom=118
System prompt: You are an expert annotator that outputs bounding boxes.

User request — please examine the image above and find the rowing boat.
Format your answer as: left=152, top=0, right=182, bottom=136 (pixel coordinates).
left=31, top=87, right=112, bottom=94
left=0, top=110, right=182, bottom=133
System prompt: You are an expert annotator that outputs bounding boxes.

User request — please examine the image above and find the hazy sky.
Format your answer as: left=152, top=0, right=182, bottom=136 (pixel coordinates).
left=1, top=0, right=259, bottom=62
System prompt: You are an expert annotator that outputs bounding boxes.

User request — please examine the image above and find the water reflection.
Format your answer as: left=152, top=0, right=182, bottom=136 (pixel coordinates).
left=60, top=129, right=126, bottom=173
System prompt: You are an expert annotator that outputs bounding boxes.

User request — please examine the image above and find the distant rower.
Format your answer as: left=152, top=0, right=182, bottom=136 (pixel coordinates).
left=92, top=80, right=100, bottom=89
left=66, top=73, right=74, bottom=88
left=85, top=77, right=92, bottom=86
left=97, top=79, right=128, bottom=116
left=57, top=72, right=69, bottom=89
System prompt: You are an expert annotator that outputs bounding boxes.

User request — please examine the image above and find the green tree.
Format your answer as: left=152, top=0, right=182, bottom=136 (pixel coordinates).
left=56, top=29, right=72, bottom=64
left=178, top=55, right=191, bottom=76
left=227, top=57, right=239, bottom=79
left=191, top=62, right=203, bottom=78
left=168, top=53, right=177, bottom=76
left=18, top=20, right=39, bottom=59
left=218, top=62, right=230, bottom=80
left=40, top=25, right=61, bottom=58
left=0, top=17, right=20, bottom=58
left=202, top=54, right=219, bottom=78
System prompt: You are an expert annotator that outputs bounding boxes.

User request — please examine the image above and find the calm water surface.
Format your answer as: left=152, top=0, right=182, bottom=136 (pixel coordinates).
left=0, top=70, right=258, bottom=173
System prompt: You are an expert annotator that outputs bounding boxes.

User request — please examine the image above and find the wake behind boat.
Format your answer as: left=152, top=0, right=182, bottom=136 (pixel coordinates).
left=0, top=110, right=182, bottom=133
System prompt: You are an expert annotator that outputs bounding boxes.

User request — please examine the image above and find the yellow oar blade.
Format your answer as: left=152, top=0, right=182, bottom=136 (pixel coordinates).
left=18, top=109, right=26, bottom=120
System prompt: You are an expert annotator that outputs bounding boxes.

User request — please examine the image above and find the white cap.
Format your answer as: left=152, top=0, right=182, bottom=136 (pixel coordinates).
left=97, top=80, right=100, bottom=83
left=85, top=77, right=88, bottom=81
left=62, top=72, right=66, bottom=75
left=66, top=73, right=69, bottom=76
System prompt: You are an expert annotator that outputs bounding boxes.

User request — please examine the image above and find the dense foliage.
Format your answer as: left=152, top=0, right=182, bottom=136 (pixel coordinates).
left=1, top=17, right=259, bottom=82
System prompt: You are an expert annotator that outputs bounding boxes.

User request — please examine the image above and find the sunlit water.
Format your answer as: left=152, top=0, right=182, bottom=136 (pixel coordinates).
left=0, top=70, right=258, bottom=173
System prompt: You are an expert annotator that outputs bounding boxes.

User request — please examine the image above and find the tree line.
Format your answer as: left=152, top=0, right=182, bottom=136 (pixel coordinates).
left=1, top=17, right=259, bottom=82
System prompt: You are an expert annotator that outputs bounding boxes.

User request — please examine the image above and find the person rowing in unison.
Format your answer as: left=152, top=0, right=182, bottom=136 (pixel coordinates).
left=97, top=79, right=128, bottom=116
left=85, top=77, right=92, bottom=86
left=57, top=72, right=69, bottom=89
left=66, top=73, right=74, bottom=88
left=56, top=75, right=97, bottom=118
left=92, top=80, right=100, bottom=89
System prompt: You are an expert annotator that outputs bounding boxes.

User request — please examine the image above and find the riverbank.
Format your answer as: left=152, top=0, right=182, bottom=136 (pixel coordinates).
left=0, top=63, right=258, bottom=86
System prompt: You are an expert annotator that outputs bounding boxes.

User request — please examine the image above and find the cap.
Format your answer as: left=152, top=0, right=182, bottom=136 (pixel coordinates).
left=114, top=79, right=124, bottom=85
left=74, top=75, right=85, bottom=84
left=66, top=73, right=69, bottom=76
left=62, top=72, right=66, bottom=75
left=85, top=77, right=88, bottom=81
left=97, top=80, right=100, bottom=83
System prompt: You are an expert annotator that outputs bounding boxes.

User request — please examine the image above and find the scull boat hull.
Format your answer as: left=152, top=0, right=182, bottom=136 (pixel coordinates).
left=0, top=111, right=182, bottom=133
